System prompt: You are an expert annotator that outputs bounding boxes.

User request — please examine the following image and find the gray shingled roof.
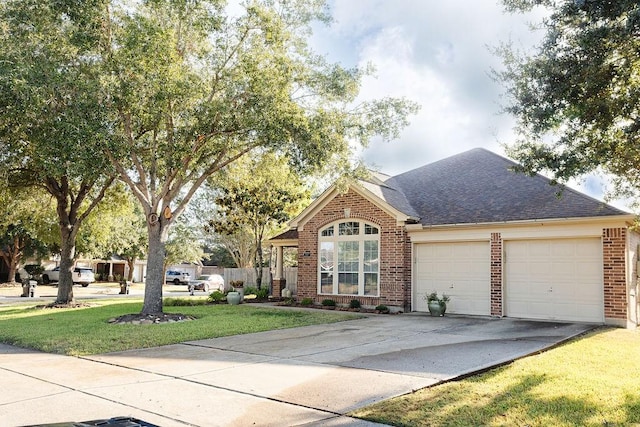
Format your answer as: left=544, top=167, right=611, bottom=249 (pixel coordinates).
left=359, top=172, right=420, bottom=220
left=376, top=148, right=627, bottom=226
left=270, top=229, right=298, bottom=241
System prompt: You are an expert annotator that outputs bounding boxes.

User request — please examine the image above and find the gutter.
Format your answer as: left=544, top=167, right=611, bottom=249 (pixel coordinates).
left=405, top=214, right=637, bottom=231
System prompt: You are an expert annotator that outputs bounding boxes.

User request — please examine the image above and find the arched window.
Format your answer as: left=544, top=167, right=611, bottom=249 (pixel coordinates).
left=318, top=221, right=379, bottom=296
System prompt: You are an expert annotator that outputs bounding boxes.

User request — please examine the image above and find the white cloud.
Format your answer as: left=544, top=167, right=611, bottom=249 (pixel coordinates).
left=309, top=1, right=541, bottom=171
left=190, top=1, right=631, bottom=212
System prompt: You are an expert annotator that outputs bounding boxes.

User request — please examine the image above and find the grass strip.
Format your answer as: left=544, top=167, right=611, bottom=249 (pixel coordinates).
left=0, top=300, right=360, bottom=356
left=351, top=327, right=640, bottom=427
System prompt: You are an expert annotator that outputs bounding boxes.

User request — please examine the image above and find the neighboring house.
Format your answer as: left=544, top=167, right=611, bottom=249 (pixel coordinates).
left=271, top=148, right=639, bottom=328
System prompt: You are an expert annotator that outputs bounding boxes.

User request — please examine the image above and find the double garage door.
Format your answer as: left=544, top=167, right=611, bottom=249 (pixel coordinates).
left=414, top=238, right=604, bottom=322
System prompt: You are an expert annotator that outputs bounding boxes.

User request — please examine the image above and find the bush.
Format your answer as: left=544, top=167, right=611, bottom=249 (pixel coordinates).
left=207, top=290, right=225, bottom=303
left=375, top=304, right=390, bottom=313
left=321, top=299, right=336, bottom=307
left=164, top=297, right=207, bottom=306
left=349, top=299, right=361, bottom=309
left=24, top=264, right=44, bottom=276
left=244, top=286, right=259, bottom=296
left=243, top=286, right=269, bottom=299
left=300, top=297, right=313, bottom=306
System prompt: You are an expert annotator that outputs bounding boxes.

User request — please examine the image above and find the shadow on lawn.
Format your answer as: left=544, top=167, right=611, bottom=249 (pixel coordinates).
left=624, top=394, right=640, bottom=424
left=442, top=373, right=601, bottom=426
left=357, top=370, right=640, bottom=426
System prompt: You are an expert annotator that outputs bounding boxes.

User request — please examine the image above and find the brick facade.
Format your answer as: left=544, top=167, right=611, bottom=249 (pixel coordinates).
left=602, top=227, right=628, bottom=320
left=296, top=189, right=411, bottom=310
left=295, top=187, right=634, bottom=325
left=629, top=230, right=640, bottom=326
left=490, top=233, right=503, bottom=316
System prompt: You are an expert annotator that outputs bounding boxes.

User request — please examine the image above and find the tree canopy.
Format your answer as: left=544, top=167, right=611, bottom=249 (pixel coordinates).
left=207, top=153, right=310, bottom=286
left=79, top=183, right=148, bottom=281
left=0, top=0, right=418, bottom=314
left=99, top=0, right=418, bottom=314
left=0, top=0, right=115, bottom=303
left=498, top=0, right=640, bottom=203
left=0, top=185, right=54, bottom=282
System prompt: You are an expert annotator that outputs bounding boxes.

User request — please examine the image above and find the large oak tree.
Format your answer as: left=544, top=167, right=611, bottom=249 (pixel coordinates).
left=101, top=0, right=419, bottom=314
left=498, top=0, right=640, bottom=203
left=0, top=0, right=115, bottom=303
left=1, top=0, right=417, bottom=313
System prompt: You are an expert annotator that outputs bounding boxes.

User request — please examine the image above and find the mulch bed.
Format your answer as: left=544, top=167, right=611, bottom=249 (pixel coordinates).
left=0, top=282, right=21, bottom=288
left=108, top=313, right=196, bottom=325
left=38, top=302, right=94, bottom=309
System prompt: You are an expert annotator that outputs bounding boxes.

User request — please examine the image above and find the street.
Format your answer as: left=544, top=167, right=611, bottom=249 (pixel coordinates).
left=0, top=282, right=207, bottom=305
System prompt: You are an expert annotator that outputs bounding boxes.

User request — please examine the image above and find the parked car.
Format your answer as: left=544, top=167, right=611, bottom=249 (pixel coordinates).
left=42, top=267, right=96, bottom=287
left=188, top=274, right=225, bottom=292
left=164, top=270, right=191, bottom=285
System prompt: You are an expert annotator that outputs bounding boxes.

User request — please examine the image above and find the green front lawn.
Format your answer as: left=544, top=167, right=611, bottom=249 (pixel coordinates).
left=0, top=300, right=360, bottom=356
left=351, top=327, right=640, bottom=427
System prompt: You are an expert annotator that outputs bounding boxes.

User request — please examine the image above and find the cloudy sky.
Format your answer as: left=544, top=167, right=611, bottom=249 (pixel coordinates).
left=307, top=1, right=631, bottom=211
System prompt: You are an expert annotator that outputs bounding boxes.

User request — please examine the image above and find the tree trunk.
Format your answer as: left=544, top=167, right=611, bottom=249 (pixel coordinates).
left=142, top=218, right=169, bottom=314
left=2, top=236, right=22, bottom=283
left=7, top=256, right=18, bottom=283
left=55, top=225, right=76, bottom=304
left=255, top=245, right=263, bottom=289
left=254, top=227, right=265, bottom=289
left=126, top=258, right=135, bottom=282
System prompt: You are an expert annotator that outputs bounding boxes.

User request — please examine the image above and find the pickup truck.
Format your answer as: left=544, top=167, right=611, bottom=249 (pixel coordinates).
left=41, top=267, right=96, bottom=287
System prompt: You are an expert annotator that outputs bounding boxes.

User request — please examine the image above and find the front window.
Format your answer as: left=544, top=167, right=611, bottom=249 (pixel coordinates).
left=319, top=241, right=334, bottom=294
left=318, top=221, right=380, bottom=296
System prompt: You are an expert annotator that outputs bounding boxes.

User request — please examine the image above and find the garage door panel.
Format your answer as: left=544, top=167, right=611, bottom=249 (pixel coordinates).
left=578, top=262, right=601, bottom=276
left=415, top=242, right=490, bottom=315
left=530, top=242, right=552, bottom=256
left=579, top=285, right=601, bottom=300
left=550, top=241, right=577, bottom=255
left=576, top=242, right=601, bottom=257
left=506, top=238, right=603, bottom=323
left=556, top=301, right=601, bottom=318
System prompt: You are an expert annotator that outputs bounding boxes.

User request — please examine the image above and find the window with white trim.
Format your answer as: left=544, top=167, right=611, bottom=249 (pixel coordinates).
left=318, top=221, right=379, bottom=296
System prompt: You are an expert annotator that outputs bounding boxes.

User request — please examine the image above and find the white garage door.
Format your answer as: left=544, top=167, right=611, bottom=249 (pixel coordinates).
left=505, top=238, right=603, bottom=323
left=414, top=242, right=491, bottom=315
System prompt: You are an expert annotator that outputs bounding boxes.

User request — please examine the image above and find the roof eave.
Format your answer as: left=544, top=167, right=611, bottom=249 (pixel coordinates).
left=406, top=213, right=637, bottom=231
left=291, top=182, right=417, bottom=230
left=269, top=238, right=298, bottom=247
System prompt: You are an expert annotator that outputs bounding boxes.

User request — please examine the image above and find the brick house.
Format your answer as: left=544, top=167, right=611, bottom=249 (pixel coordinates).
left=271, top=148, right=639, bottom=328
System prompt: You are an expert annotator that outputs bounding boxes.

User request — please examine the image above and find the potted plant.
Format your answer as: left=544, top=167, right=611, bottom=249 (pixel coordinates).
left=230, top=280, right=244, bottom=302
left=424, top=291, right=450, bottom=316
left=226, top=290, right=241, bottom=305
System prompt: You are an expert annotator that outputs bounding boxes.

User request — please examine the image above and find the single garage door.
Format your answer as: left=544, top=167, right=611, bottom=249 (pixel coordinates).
left=505, top=238, right=603, bottom=323
left=414, top=241, right=490, bottom=315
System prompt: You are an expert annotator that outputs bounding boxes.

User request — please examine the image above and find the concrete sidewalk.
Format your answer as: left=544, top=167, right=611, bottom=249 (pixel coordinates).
left=1, top=314, right=594, bottom=426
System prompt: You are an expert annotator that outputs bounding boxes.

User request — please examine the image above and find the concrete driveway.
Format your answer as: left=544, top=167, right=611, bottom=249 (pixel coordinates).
left=0, top=312, right=593, bottom=426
